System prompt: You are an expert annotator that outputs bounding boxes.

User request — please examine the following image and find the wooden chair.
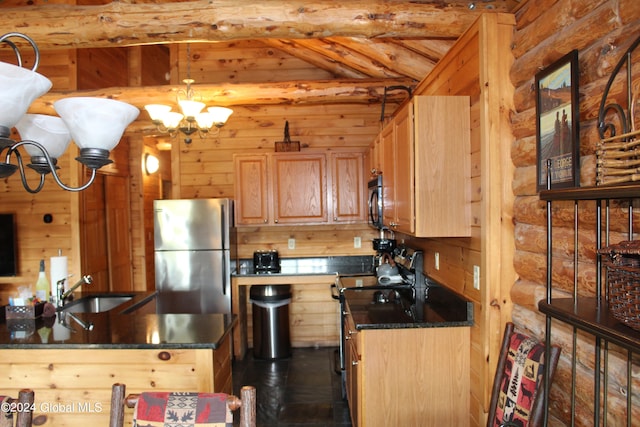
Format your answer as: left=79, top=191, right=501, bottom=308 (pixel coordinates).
left=487, top=322, right=561, bottom=427
left=0, top=389, right=35, bottom=427
left=109, top=383, right=256, bottom=427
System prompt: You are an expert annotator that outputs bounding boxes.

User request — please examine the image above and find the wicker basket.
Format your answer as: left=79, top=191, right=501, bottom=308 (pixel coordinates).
left=598, top=240, right=640, bottom=331
left=596, top=129, right=640, bottom=186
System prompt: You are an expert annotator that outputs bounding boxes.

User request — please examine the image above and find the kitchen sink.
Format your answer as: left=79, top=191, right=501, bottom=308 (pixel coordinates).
left=59, top=294, right=134, bottom=313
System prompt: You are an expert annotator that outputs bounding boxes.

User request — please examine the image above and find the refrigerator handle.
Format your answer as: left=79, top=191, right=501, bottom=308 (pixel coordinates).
left=222, top=254, right=228, bottom=296
left=221, top=204, right=227, bottom=249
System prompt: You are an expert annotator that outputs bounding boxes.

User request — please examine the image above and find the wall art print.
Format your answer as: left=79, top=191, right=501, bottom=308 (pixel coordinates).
left=536, top=50, right=580, bottom=191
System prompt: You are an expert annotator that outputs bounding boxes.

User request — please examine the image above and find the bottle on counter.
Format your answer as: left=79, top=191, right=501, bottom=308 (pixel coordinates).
left=35, top=259, right=50, bottom=302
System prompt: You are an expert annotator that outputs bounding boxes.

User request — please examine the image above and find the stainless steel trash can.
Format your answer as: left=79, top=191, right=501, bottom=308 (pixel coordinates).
left=250, top=285, right=292, bottom=359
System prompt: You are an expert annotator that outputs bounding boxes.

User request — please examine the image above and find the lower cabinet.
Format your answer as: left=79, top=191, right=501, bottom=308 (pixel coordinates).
left=344, top=321, right=470, bottom=427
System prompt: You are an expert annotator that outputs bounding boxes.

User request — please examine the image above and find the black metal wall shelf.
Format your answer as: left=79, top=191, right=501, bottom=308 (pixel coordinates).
left=539, top=298, right=640, bottom=353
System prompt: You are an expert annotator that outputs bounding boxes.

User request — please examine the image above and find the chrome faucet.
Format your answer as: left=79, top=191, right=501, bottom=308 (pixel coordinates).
left=58, top=311, right=94, bottom=332
left=57, top=275, right=92, bottom=307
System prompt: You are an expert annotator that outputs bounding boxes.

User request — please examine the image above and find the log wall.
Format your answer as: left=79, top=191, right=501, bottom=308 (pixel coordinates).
left=510, top=0, right=640, bottom=424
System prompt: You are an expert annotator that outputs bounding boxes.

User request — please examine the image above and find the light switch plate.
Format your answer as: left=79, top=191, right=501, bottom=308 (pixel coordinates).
left=354, top=237, right=361, bottom=248
left=435, top=252, right=440, bottom=270
left=473, top=265, right=480, bottom=290
left=288, top=238, right=296, bottom=249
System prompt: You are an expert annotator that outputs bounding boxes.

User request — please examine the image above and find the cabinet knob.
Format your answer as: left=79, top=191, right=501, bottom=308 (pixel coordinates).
left=345, top=335, right=351, bottom=340
left=352, top=360, right=359, bottom=366
left=263, top=219, right=268, bottom=223
left=274, top=219, right=278, bottom=223
left=334, top=217, right=338, bottom=221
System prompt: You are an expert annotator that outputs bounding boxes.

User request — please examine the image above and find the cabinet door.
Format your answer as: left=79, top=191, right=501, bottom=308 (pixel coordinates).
left=380, top=123, right=395, bottom=227
left=234, top=155, right=269, bottom=225
left=369, top=135, right=382, bottom=176
left=393, top=103, right=415, bottom=234
left=344, top=313, right=360, bottom=427
left=272, top=154, right=327, bottom=224
left=331, top=152, right=366, bottom=223
left=413, top=96, right=470, bottom=237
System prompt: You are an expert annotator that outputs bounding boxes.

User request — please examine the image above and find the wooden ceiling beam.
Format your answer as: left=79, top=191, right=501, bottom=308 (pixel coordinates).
left=291, top=38, right=403, bottom=79
left=262, top=39, right=369, bottom=79
left=328, top=37, right=439, bottom=81
left=0, top=0, right=509, bottom=50
left=26, top=78, right=417, bottom=115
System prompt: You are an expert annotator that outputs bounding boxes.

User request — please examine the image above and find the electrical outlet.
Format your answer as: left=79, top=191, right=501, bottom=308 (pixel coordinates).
left=473, top=265, right=480, bottom=290
left=288, top=238, right=296, bottom=249
left=435, top=252, right=440, bottom=270
left=355, top=279, right=363, bottom=287
left=354, top=236, right=361, bottom=248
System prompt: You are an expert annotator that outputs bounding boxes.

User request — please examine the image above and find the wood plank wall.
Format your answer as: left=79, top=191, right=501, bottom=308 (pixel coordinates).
left=510, top=0, right=640, bottom=425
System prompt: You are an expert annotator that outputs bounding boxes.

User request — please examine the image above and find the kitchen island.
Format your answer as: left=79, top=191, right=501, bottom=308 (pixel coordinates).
left=0, top=292, right=235, bottom=427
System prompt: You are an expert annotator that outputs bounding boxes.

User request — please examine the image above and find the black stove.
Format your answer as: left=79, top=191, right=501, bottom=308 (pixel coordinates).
left=331, top=245, right=424, bottom=398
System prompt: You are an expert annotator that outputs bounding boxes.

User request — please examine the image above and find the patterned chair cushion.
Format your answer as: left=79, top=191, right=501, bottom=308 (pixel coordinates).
left=0, top=396, right=12, bottom=427
left=133, top=392, right=232, bottom=427
left=491, top=332, right=546, bottom=427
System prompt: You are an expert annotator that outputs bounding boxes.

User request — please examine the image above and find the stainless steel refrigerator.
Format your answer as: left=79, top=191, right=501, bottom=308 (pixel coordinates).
left=154, top=198, right=235, bottom=314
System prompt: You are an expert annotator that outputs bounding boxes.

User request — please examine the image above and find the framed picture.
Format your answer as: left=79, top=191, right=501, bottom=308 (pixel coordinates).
left=536, top=49, right=580, bottom=191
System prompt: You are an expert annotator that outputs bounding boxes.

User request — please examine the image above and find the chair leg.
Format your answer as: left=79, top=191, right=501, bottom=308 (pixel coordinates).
left=239, top=386, right=256, bottom=427
left=109, top=383, right=126, bottom=427
left=15, top=389, right=33, bottom=427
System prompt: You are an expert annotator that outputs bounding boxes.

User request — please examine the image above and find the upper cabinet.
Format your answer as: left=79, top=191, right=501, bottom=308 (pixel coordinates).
left=234, top=151, right=365, bottom=226
left=234, top=154, right=270, bottom=225
left=379, top=95, right=471, bottom=237
left=272, top=153, right=327, bottom=224
left=330, top=152, right=366, bottom=223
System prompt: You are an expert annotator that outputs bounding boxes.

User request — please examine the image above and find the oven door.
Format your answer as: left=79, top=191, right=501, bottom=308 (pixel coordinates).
left=368, top=175, right=383, bottom=229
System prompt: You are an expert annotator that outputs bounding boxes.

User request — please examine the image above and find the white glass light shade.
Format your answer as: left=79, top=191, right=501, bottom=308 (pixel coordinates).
left=54, top=97, right=139, bottom=151
left=195, top=112, right=215, bottom=129
left=161, top=112, right=184, bottom=129
left=144, top=104, right=172, bottom=122
left=15, top=114, right=71, bottom=159
left=144, top=153, right=160, bottom=175
left=208, top=106, right=233, bottom=126
left=0, top=62, right=52, bottom=129
left=178, top=100, right=205, bottom=118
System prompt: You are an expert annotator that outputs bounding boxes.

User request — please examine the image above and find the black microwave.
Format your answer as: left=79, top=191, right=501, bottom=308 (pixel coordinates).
left=367, top=175, right=383, bottom=229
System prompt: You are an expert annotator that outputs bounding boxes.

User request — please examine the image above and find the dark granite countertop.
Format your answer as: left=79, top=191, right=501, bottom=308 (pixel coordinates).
left=233, top=255, right=375, bottom=277
left=343, top=285, right=473, bottom=330
left=0, top=292, right=235, bottom=350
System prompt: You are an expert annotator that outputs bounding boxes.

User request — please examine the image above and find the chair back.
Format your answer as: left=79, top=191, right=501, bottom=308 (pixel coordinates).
left=109, top=383, right=256, bottom=427
left=487, top=322, right=561, bottom=427
left=0, top=389, right=34, bottom=427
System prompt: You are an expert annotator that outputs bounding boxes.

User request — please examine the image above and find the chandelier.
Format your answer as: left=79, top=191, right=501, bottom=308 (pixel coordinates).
left=0, top=32, right=139, bottom=194
left=144, top=45, right=233, bottom=144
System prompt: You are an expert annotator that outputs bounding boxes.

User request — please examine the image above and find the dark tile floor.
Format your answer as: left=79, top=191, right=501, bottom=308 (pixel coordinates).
left=232, top=346, right=352, bottom=427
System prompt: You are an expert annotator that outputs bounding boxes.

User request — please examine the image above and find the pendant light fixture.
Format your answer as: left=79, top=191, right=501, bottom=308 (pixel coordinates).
left=144, top=44, right=233, bottom=144
left=0, top=32, right=139, bottom=194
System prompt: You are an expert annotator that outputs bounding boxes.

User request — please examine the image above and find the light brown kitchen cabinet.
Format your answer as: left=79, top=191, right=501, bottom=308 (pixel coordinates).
left=343, top=303, right=470, bottom=426
left=378, top=95, right=470, bottom=237
left=380, top=122, right=396, bottom=227
left=235, top=151, right=366, bottom=226
left=391, top=102, right=415, bottom=234
left=330, top=151, right=366, bottom=223
left=344, top=310, right=360, bottom=427
left=234, top=154, right=270, bottom=225
left=272, top=153, right=327, bottom=224
left=368, top=134, right=382, bottom=177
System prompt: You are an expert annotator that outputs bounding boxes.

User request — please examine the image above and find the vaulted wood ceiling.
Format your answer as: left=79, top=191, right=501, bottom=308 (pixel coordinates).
left=1, top=0, right=523, bottom=109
